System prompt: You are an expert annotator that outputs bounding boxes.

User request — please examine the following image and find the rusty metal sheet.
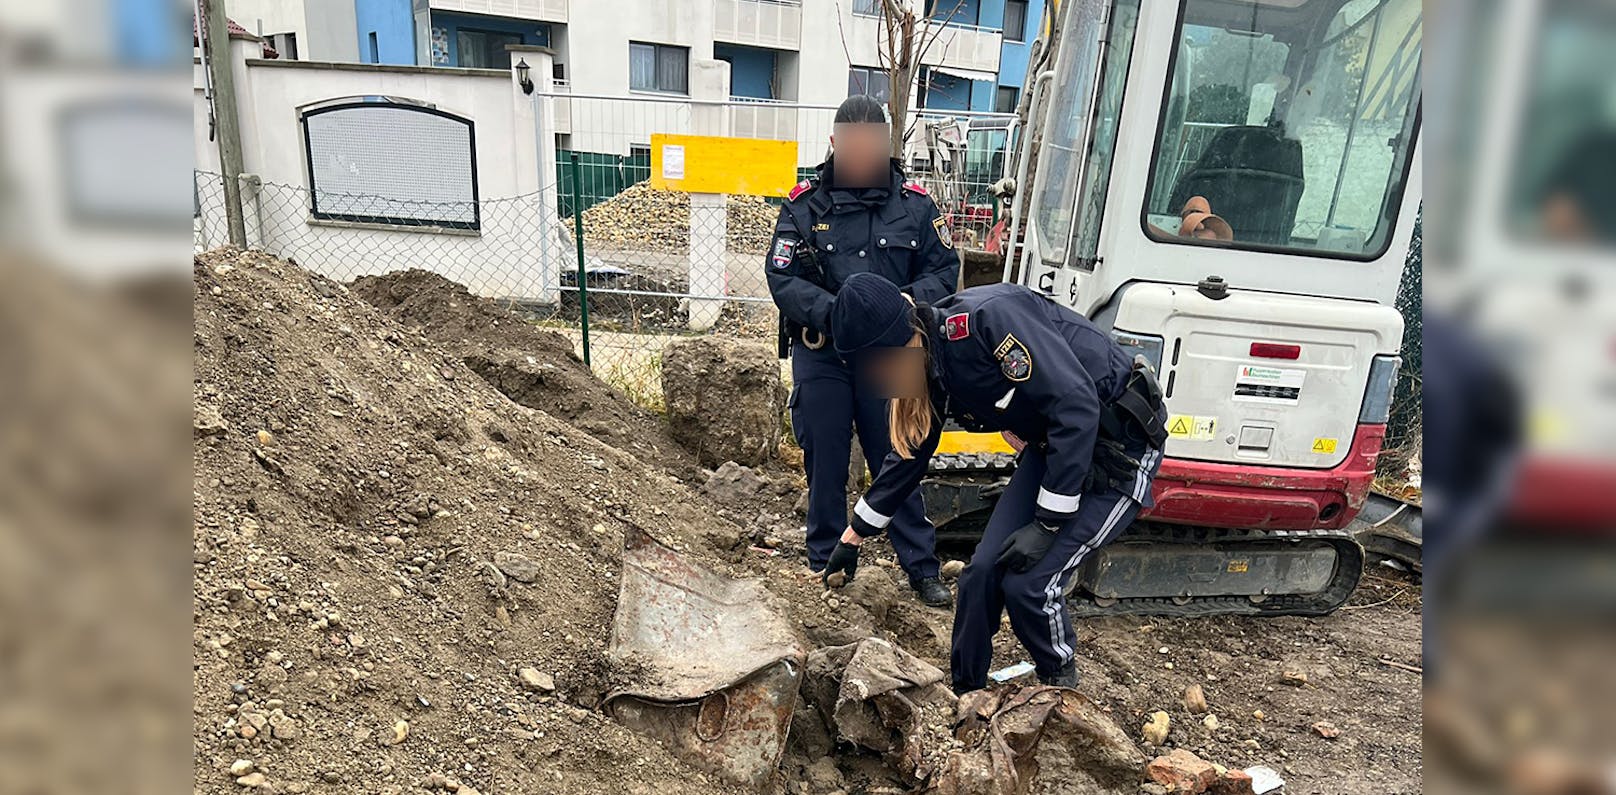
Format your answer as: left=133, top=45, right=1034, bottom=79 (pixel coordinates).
left=604, top=527, right=803, bottom=788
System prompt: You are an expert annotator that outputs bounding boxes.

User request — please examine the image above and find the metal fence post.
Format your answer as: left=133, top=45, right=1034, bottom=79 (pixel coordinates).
left=568, top=151, right=592, bottom=368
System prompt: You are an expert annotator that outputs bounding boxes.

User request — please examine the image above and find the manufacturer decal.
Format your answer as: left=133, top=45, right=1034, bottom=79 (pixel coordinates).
left=994, top=333, right=1032, bottom=382
left=943, top=312, right=970, bottom=341
left=1232, top=364, right=1306, bottom=404
left=770, top=237, right=797, bottom=269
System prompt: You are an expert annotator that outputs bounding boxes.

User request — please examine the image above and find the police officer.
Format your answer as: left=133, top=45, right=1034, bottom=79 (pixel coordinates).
left=825, top=273, right=1168, bottom=691
left=765, top=95, right=958, bottom=607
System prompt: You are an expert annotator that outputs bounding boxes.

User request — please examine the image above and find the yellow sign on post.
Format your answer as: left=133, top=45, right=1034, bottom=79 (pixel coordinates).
left=649, top=133, right=798, bottom=197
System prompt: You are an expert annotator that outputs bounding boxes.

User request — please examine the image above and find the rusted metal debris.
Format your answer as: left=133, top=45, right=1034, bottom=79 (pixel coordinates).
left=603, top=527, right=804, bottom=788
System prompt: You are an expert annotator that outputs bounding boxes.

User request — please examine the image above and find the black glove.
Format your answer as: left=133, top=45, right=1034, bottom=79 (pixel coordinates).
left=996, top=520, right=1059, bottom=573
left=823, top=541, right=860, bottom=586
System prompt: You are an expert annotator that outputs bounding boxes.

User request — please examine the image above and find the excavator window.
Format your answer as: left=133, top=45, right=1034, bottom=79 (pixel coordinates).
left=1141, top=0, right=1422, bottom=259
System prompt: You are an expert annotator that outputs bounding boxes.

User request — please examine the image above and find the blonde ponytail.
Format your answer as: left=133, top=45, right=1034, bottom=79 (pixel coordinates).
left=887, top=325, right=932, bottom=459
left=889, top=394, right=933, bottom=459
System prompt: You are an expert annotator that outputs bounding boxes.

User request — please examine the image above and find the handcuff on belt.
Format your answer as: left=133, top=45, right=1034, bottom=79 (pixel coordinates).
left=801, top=328, right=827, bottom=350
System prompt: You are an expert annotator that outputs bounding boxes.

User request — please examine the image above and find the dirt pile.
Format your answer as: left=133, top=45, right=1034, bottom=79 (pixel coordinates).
left=580, top=181, right=779, bottom=254
left=193, top=249, right=1424, bottom=794
left=351, top=268, right=698, bottom=480
left=193, top=249, right=749, bottom=795
left=662, top=335, right=785, bottom=468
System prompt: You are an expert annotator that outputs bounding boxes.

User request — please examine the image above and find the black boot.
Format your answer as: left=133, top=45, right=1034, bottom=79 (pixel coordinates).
left=911, top=576, right=954, bottom=607
left=1039, top=660, right=1079, bottom=688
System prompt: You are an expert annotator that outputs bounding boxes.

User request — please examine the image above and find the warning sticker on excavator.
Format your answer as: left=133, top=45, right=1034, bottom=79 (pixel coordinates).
left=1167, top=414, right=1217, bottom=441
left=1311, top=437, right=1339, bottom=454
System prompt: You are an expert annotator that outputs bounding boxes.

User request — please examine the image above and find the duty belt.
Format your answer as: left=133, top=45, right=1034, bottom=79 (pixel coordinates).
left=1100, top=358, right=1169, bottom=450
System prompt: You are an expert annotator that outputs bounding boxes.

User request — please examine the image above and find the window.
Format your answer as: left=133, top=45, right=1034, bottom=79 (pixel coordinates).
left=457, top=28, right=521, bottom=69
left=1141, top=0, right=1422, bottom=258
left=630, top=42, right=690, bottom=94
left=1004, top=0, right=1029, bottom=42
left=847, top=66, right=891, bottom=104
left=995, top=86, right=1019, bottom=114
left=852, top=0, right=880, bottom=16
left=367, top=31, right=379, bottom=63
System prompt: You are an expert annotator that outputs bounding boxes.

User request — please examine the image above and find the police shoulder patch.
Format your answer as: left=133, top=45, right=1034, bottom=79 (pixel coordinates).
left=787, top=179, right=815, bottom=202
left=770, top=237, right=798, bottom=269
left=932, top=216, right=953, bottom=250
left=943, top=312, right=970, bottom=341
left=994, top=333, right=1032, bottom=382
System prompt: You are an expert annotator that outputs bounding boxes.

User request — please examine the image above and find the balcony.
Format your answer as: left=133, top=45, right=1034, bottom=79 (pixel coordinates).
left=429, top=0, right=567, bottom=24
left=920, top=20, right=1002, bottom=74
left=727, top=97, right=797, bottom=145
left=713, top=0, right=802, bottom=50
left=547, top=79, right=572, bottom=135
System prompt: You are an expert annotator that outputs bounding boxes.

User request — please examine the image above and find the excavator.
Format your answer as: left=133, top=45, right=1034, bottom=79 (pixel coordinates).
left=922, top=0, right=1424, bottom=616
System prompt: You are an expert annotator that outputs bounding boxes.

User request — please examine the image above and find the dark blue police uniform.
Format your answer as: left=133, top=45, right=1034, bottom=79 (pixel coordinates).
left=765, top=158, right=959, bottom=584
left=849, top=283, right=1166, bottom=690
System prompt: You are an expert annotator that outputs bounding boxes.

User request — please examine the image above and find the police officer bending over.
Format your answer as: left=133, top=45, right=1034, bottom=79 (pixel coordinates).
left=827, top=273, right=1168, bottom=692
left=765, top=95, right=959, bottom=607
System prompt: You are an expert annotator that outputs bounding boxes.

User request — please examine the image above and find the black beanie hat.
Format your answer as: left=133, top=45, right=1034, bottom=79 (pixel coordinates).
left=831, top=273, right=913, bottom=355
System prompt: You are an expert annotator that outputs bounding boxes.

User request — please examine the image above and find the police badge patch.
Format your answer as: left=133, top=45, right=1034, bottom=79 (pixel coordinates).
left=932, top=216, right=954, bottom=250
left=994, top=333, right=1032, bottom=382
left=770, top=237, right=797, bottom=269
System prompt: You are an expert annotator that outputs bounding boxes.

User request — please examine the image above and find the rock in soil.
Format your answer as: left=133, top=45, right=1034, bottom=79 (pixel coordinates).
left=519, top=667, right=556, bottom=692
left=940, top=560, right=966, bottom=580
left=701, top=460, right=767, bottom=504
left=1183, top=683, right=1209, bottom=714
left=494, top=552, right=542, bottom=583
left=1142, top=710, right=1172, bottom=747
left=1147, top=748, right=1219, bottom=793
left=661, top=336, right=784, bottom=467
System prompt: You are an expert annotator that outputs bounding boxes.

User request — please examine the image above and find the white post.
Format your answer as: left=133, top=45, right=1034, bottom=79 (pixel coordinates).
left=513, top=46, right=562, bottom=304
left=686, top=59, right=731, bottom=331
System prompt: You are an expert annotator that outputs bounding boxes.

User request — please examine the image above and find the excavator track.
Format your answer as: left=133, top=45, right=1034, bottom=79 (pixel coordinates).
left=923, top=456, right=1368, bottom=618
left=1065, top=525, right=1365, bottom=618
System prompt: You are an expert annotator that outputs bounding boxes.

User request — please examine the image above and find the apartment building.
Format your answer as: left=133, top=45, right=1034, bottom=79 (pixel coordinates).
left=338, top=0, right=1043, bottom=112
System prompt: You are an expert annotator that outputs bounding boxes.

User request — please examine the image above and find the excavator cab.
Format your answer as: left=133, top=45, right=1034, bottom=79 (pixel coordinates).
left=926, top=0, right=1424, bottom=615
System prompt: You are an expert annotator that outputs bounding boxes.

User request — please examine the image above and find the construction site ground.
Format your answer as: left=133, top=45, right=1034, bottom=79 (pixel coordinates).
left=192, top=250, right=1422, bottom=795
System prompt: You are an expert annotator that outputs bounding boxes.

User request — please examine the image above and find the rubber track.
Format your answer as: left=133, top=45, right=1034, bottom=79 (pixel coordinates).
left=1065, top=526, right=1365, bottom=618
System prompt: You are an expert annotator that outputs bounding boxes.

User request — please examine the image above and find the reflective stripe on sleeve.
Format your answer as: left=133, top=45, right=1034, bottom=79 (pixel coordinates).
left=853, top=497, right=892, bottom=529
left=1036, top=487, right=1082, bottom=515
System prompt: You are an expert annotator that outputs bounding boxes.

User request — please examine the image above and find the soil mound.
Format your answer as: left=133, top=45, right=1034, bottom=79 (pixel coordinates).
left=193, top=249, right=744, bottom=795
left=351, top=268, right=697, bottom=479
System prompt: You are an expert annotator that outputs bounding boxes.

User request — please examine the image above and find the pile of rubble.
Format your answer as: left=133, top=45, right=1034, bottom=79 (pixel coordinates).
left=580, top=181, right=779, bottom=254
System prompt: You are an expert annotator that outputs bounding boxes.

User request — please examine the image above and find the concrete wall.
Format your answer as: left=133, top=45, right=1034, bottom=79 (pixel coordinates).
left=194, top=52, right=562, bottom=298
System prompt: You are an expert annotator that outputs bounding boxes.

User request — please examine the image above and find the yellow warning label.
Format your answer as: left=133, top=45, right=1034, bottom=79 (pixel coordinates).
left=1167, top=415, right=1217, bottom=441
left=1311, top=437, right=1339, bottom=454
left=1227, top=559, right=1249, bottom=573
